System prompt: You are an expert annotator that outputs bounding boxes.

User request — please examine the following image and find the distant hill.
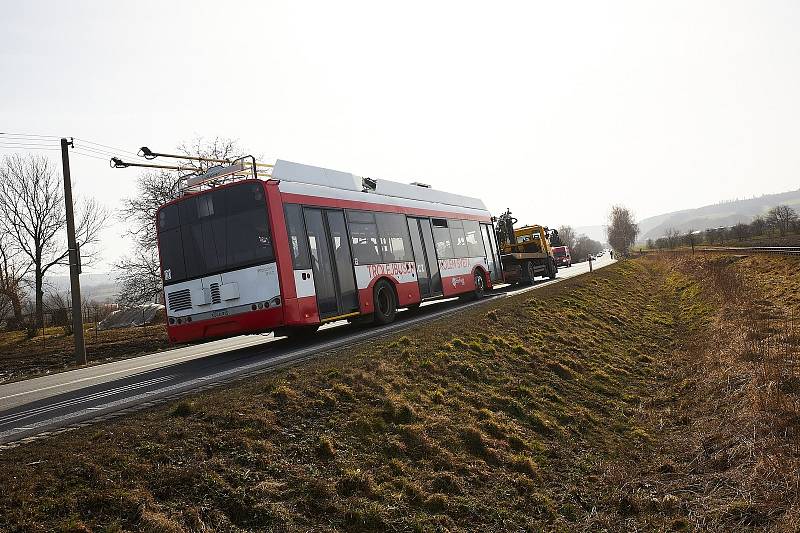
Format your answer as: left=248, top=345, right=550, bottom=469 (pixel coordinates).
left=23, top=272, right=119, bottom=304
left=638, top=188, right=800, bottom=242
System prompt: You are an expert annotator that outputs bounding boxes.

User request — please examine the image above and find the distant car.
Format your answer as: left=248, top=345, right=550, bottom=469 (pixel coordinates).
left=551, top=246, right=571, bottom=267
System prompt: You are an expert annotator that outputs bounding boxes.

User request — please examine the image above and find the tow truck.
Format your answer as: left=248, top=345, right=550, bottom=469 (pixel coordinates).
left=495, top=209, right=559, bottom=284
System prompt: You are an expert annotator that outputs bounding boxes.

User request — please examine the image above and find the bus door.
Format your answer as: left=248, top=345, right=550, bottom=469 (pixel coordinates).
left=407, top=217, right=442, bottom=298
left=303, top=208, right=359, bottom=319
left=480, top=222, right=502, bottom=282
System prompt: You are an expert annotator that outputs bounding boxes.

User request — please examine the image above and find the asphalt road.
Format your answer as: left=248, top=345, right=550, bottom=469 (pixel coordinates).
left=0, top=255, right=615, bottom=446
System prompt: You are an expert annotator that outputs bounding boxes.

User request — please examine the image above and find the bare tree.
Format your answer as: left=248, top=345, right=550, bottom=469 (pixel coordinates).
left=556, top=225, right=577, bottom=250
left=606, top=205, right=639, bottom=257
left=750, top=216, right=766, bottom=236
left=572, top=234, right=603, bottom=260
left=731, top=222, right=749, bottom=242
left=0, top=232, right=26, bottom=328
left=115, top=137, right=244, bottom=306
left=663, top=227, right=681, bottom=249
left=765, top=205, right=797, bottom=237
left=0, top=153, right=108, bottom=330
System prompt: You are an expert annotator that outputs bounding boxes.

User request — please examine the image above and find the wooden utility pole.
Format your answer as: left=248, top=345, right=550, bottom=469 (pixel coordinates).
left=60, top=137, right=87, bottom=366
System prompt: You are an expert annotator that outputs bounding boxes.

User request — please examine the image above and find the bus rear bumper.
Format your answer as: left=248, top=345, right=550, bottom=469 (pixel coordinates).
left=166, top=306, right=284, bottom=343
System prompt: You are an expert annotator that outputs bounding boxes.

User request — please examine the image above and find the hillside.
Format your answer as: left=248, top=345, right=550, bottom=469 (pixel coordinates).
left=638, top=188, right=800, bottom=241
left=22, top=272, right=119, bottom=304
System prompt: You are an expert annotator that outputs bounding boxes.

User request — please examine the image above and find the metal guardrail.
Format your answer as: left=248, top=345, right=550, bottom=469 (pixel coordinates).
left=641, top=246, right=800, bottom=256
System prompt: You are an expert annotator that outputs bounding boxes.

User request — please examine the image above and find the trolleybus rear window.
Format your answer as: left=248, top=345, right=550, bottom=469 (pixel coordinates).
left=157, top=181, right=274, bottom=284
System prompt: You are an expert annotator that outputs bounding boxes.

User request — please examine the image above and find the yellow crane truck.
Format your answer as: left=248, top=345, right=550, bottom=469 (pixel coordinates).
left=495, top=209, right=559, bottom=284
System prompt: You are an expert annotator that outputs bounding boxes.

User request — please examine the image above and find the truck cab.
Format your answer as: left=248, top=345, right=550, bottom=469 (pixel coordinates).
left=551, top=246, right=571, bottom=267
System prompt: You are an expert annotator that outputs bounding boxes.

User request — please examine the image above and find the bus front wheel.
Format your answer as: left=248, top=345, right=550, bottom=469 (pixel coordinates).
left=373, top=280, right=397, bottom=325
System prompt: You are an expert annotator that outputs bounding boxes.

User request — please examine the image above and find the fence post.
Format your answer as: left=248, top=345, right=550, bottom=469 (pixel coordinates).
left=588, top=255, right=593, bottom=272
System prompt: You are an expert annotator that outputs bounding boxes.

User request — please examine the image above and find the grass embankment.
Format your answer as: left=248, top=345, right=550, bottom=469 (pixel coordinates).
left=0, top=325, right=169, bottom=384
left=0, top=260, right=698, bottom=532
left=3, top=256, right=799, bottom=531
left=634, top=253, right=800, bottom=530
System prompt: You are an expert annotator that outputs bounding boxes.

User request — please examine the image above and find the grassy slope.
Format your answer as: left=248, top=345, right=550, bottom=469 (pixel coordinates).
left=0, top=260, right=699, bottom=532
left=0, top=325, right=170, bottom=384
left=628, top=254, right=800, bottom=531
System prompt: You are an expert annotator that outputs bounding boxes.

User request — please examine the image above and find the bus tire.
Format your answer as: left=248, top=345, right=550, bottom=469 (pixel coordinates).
left=471, top=270, right=486, bottom=299
left=373, top=279, right=397, bottom=325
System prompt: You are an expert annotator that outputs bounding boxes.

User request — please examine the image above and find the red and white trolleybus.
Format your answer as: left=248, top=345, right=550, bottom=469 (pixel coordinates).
left=156, top=159, right=503, bottom=343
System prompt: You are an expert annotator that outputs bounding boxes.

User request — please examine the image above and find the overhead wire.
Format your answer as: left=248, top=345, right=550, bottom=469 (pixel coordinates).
left=69, top=143, right=118, bottom=158
left=73, top=137, right=139, bottom=158
left=0, top=132, right=139, bottom=158
left=0, top=132, right=61, bottom=139
left=72, top=150, right=110, bottom=161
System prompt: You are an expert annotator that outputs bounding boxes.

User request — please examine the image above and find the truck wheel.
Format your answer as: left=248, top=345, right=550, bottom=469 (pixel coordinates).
left=373, top=279, right=397, bottom=325
left=548, top=259, right=557, bottom=280
left=525, top=261, right=536, bottom=284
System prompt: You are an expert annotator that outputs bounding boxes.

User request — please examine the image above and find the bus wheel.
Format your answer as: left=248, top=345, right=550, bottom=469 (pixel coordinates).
left=472, top=271, right=486, bottom=299
left=373, top=280, right=397, bottom=325
left=525, top=261, right=536, bottom=284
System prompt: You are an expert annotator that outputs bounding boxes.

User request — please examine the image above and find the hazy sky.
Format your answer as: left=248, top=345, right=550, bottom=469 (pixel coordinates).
left=2, top=1, right=799, bottom=272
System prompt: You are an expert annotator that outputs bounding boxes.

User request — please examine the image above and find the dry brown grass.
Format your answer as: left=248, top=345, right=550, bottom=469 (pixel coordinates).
left=0, top=256, right=798, bottom=531
left=0, top=324, right=170, bottom=384
left=630, top=253, right=800, bottom=531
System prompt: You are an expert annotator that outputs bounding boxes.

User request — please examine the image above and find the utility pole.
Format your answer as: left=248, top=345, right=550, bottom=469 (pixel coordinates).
left=60, top=137, right=87, bottom=366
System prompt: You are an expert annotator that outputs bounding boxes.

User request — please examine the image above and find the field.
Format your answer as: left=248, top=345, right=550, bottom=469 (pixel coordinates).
left=0, top=255, right=798, bottom=531
left=0, top=324, right=170, bottom=384
left=707, top=233, right=800, bottom=248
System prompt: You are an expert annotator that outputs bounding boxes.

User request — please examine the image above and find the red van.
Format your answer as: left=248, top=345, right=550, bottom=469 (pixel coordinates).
left=552, top=246, right=571, bottom=267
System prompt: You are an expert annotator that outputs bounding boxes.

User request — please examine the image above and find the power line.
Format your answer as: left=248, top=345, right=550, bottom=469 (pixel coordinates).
left=0, top=141, right=60, bottom=147
left=70, top=143, right=118, bottom=157
left=73, top=137, right=139, bottom=158
left=0, top=143, right=62, bottom=151
left=0, top=132, right=61, bottom=139
left=0, top=132, right=139, bottom=158
left=72, top=150, right=110, bottom=162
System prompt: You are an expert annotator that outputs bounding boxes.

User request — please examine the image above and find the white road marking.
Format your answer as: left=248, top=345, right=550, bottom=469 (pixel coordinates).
left=0, top=338, right=270, bottom=403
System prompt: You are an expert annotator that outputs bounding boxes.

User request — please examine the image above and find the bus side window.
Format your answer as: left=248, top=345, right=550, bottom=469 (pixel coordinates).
left=432, top=218, right=454, bottom=259
left=448, top=219, right=469, bottom=258
left=463, top=220, right=484, bottom=257
left=284, top=204, right=311, bottom=269
left=346, top=210, right=382, bottom=265
left=375, top=213, right=413, bottom=263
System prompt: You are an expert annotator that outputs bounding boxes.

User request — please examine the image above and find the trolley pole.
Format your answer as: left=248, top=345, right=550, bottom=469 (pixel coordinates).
left=61, top=137, right=87, bottom=366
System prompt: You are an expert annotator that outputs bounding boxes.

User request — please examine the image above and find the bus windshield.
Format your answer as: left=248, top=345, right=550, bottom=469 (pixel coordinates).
left=157, top=181, right=274, bottom=285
